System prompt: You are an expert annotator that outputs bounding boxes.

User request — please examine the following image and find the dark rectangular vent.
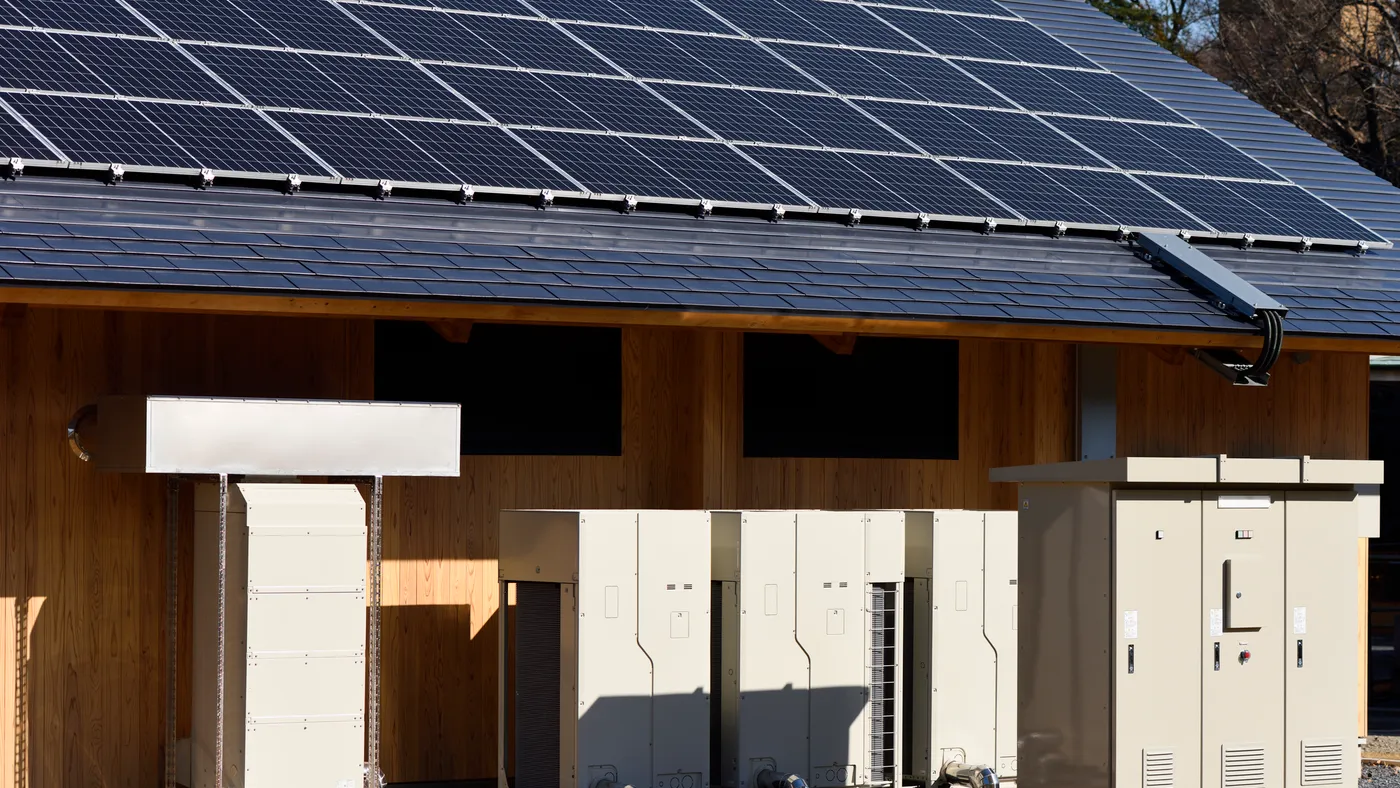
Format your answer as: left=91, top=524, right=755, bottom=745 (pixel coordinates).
left=869, top=583, right=898, bottom=786
left=514, top=582, right=561, bottom=788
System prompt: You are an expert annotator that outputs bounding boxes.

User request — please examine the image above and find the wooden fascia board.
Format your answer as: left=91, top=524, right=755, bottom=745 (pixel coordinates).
left=0, top=284, right=1394, bottom=353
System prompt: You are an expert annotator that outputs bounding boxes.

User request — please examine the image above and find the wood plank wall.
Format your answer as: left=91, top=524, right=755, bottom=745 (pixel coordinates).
left=0, top=307, right=1373, bottom=787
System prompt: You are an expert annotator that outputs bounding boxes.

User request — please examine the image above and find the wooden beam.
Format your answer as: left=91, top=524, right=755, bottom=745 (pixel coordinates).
left=812, top=332, right=858, bottom=354
left=0, top=285, right=1396, bottom=353
left=429, top=320, right=473, bottom=344
left=1147, top=345, right=1187, bottom=366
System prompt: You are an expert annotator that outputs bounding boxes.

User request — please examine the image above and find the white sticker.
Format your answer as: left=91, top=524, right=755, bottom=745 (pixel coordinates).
left=1293, top=606, right=1307, bottom=635
left=1124, top=610, right=1138, bottom=639
left=1210, top=608, right=1223, bottom=637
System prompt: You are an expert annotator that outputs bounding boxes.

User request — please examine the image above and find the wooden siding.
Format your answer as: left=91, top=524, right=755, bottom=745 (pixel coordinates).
left=0, top=308, right=1373, bottom=787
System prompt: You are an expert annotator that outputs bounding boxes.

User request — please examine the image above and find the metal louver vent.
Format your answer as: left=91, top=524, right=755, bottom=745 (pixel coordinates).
left=1301, top=741, right=1345, bottom=785
left=1223, top=745, right=1267, bottom=788
left=868, top=583, right=898, bottom=787
left=1143, top=749, right=1174, bottom=787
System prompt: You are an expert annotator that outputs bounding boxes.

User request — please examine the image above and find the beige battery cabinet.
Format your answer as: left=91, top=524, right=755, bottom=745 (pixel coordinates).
left=992, top=456, right=1381, bottom=788
left=192, top=483, right=368, bottom=788
left=711, top=511, right=904, bottom=788
left=498, top=510, right=712, bottom=788
left=903, top=511, right=1018, bottom=785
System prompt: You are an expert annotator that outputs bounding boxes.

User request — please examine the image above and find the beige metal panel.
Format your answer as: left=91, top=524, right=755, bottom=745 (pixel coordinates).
left=1285, top=492, right=1360, bottom=788
left=1202, top=492, right=1285, bottom=788
left=638, top=511, right=712, bottom=786
left=1217, top=457, right=1302, bottom=485
left=991, top=457, right=1218, bottom=484
left=983, top=511, right=1018, bottom=779
left=903, top=512, right=935, bottom=579
left=238, top=483, right=367, bottom=527
left=737, top=511, right=808, bottom=785
left=576, top=511, right=650, bottom=788
left=247, top=529, right=367, bottom=593
left=500, top=510, right=583, bottom=583
left=1300, top=459, right=1384, bottom=485
left=713, top=511, right=741, bottom=581
left=1112, top=491, right=1202, bottom=788
left=246, top=593, right=367, bottom=657
left=91, top=395, right=462, bottom=476
left=562, top=584, right=580, bottom=788
left=797, top=511, right=867, bottom=787
left=243, top=720, right=364, bottom=788
left=245, top=656, right=366, bottom=722
left=1016, top=483, right=1112, bottom=788
left=864, top=511, right=906, bottom=584
left=1358, top=486, right=1381, bottom=538
left=907, top=577, right=933, bottom=783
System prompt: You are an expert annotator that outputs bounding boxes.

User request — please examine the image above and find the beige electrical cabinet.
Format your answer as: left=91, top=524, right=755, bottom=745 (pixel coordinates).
left=903, top=510, right=1017, bottom=785
left=992, top=456, right=1381, bottom=788
left=712, top=511, right=904, bottom=788
left=498, top=510, right=712, bottom=788
left=192, top=483, right=368, bottom=788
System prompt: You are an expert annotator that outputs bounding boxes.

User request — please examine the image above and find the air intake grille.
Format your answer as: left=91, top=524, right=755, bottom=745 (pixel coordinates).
left=515, top=582, right=561, bottom=788
left=868, top=583, right=898, bottom=787
left=1222, top=745, right=1267, bottom=788
left=1143, top=750, right=1174, bottom=787
left=1301, top=741, right=1345, bottom=785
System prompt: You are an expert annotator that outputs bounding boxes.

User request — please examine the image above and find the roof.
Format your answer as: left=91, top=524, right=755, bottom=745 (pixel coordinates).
left=0, top=0, right=1397, bottom=342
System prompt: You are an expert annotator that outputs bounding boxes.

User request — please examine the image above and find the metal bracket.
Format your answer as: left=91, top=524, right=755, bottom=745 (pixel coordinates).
left=698, top=199, right=713, bottom=218
left=914, top=212, right=931, bottom=230
left=106, top=163, right=125, bottom=184
left=981, top=217, right=997, bottom=235
left=1051, top=220, right=1067, bottom=238
left=846, top=208, right=862, bottom=226
left=621, top=194, right=638, bottom=214
left=283, top=174, right=302, bottom=195
left=457, top=183, right=475, bottom=204
left=770, top=203, right=786, bottom=223
left=374, top=179, right=393, bottom=200
left=537, top=188, right=553, bottom=208
left=196, top=167, right=215, bottom=190
left=6, top=157, right=23, bottom=179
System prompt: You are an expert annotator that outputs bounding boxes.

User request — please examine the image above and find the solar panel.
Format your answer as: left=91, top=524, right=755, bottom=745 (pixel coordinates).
left=56, top=34, right=238, bottom=102
left=6, top=0, right=149, bottom=35
left=303, top=54, right=482, bottom=120
left=0, top=0, right=1380, bottom=245
left=6, top=94, right=197, bottom=167
left=0, top=103, right=59, bottom=160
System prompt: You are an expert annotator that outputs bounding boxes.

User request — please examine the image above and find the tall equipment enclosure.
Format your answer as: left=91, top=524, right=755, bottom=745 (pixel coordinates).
left=711, top=511, right=904, bottom=788
left=498, top=510, right=712, bottom=788
left=903, top=511, right=1017, bottom=785
left=193, top=483, right=368, bottom=788
left=992, top=456, right=1381, bottom=788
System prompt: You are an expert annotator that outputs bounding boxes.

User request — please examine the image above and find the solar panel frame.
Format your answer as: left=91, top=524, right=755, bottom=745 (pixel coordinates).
left=341, top=4, right=515, bottom=65
left=624, top=136, right=802, bottom=202
left=841, top=152, right=1010, bottom=217
left=1135, top=174, right=1296, bottom=236
left=188, top=45, right=366, bottom=111
left=768, top=44, right=921, bottom=100
left=270, top=110, right=457, bottom=181
left=610, top=0, right=733, bottom=33
left=777, top=0, right=917, bottom=50
left=955, top=15, right=1098, bottom=68
left=387, top=119, right=579, bottom=189
left=1044, top=115, right=1197, bottom=174
left=512, top=129, right=699, bottom=197
left=956, top=60, right=1100, bottom=116
left=1039, top=167, right=1207, bottom=230
left=5, top=93, right=198, bottom=167
left=885, top=0, right=1016, bottom=17
left=1131, top=123, right=1281, bottom=181
left=663, top=33, right=822, bottom=90
left=1219, top=180, right=1386, bottom=242
left=1039, top=67, right=1186, bottom=123
left=868, top=9, right=1006, bottom=59
left=303, top=53, right=485, bottom=120
left=857, top=100, right=1013, bottom=160
left=946, top=160, right=1113, bottom=224
left=0, top=29, right=112, bottom=94
left=857, top=50, right=1013, bottom=106
left=534, top=74, right=705, bottom=135
left=741, top=145, right=914, bottom=211
left=950, top=107, right=1102, bottom=166
left=749, top=90, right=918, bottom=152
left=697, top=0, right=836, bottom=43
left=381, top=0, right=534, bottom=14
left=526, top=0, right=638, bottom=25
left=451, top=15, right=621, bottom=74
left=231, top=0, right=398, bottom=54
left=124, top=0, right=285, bottom=47
left=566, top=24, right=723, bottom=82
left=6, top=0, right=150, bottom=35
left=652, top=83, right=814, bottom=145
left=55, top=34, right=240, bottom=102
left=0, top=103, right=60, bottom=160
left=132, top=102, right=332, bottom=173
left=429, top=65, right=601, bottom=128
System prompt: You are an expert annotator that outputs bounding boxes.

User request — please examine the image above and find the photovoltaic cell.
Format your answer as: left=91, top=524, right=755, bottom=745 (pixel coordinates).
left=612, top=0, right=731, bottom=32
left=188, top=45, right=364, bottom=111
left=1041, top=68, right=1185, bottom=123
left=232, top=0, right=396, bottom=54
left=946, top=161, right=1111, bottom=223
left=1040, top=168, right=1205, bottom=230
left=0, top=29, right=110, bottom=94
left=512, top=130, right=697, bottom=197
left=624, top=137, right=800, bottom=202
left=664, top=33, right=821, bottom=91
left=893, top=0, right=1014, bottom=17
left=125, top=0, right=284, bottom=47
left=529, top=0, right=637, bottom=25
left=452, top=15, right=620, bottom=74
left=956, top=16, right=1098, bottom=68
left=133, top=102, right=330, bottom=173
left=56, top=34, right=238, bottom=102
left=750, top=91, right=917, bottom=152
left=740, top=145, right=912, bottom=211
left=384, top=0, right=534, bottom=14
left=5, top=93, right=197, bottom=167
left=1045, top=116, right=1194, bottom=174
left=1134, top=175, right=1295, bottom=236
left=343, top=4, right=514, bottom=65
left=388, top=120, right=578, bottom=189
left=699, top=0, right=835, bottom=43
left=957, top=60, right=1099, bottom=116
left=6, top=0, right=149, bottom=35
left=304, top=54, right=483, bottom=120
left=1218, top=181, right=1384, bottom=242
left=534, top=75, right=703, bottom=135
left=869, top=9, right=990, bottom=59
left=858, top=101, right=1011, bottom=159
left=270, top=111, right=456, bottom=181
left=0, top=105, right=59, bottom=160
left=769, top=44, right=922, bottom=101
left=843, top=153, right=1008, bottom=217
left=1131, top=123, right=1279, bottom=181
left=951, top=108, right=1100, bottom=165
left=778, top=0, right=915, bottom=50
left=654, top=83, right=813, bottom=145
left=565, top=25, right=717, bottom=82
left=858, top=50, right=1012, bottom=106
left=430, top=66, right=600, bottom=128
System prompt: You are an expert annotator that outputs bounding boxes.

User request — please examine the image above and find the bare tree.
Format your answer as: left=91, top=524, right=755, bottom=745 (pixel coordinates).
left=1091, top=0, right=1218, bottom=59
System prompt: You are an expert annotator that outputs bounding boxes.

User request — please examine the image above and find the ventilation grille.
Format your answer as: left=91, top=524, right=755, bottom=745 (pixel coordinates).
left=514, top=582, right=561, bottom=788
left=1143, top=750, right=1174, bottom=788
left=868, top=583, right=898, bottom=786
left=1301, top=741, right=1345, bottom=785
left=1222, top=745, right=1267, bottom=788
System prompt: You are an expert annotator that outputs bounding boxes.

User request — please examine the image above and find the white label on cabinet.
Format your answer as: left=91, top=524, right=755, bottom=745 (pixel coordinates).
left=1293, top=606, right=1307, bottom=635
left=1124, top=610, right=1138, bottom=639
left=1210, top=608, right=1223, bottom=637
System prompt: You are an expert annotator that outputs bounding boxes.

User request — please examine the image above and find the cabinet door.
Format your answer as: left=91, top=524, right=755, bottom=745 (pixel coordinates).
left=1284, top=492, right=1359, bottom=788
left=1202, top=493, right=1284, bottom=788
left=1114, top=491, right=1202, bottom=788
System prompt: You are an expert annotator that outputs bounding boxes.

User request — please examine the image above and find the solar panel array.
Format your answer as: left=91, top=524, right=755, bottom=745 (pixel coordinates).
left=0, top=0, right=1383, bottom=246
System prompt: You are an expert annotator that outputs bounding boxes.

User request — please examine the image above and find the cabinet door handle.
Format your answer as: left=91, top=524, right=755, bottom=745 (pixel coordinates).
left=1128, top=644, right=1135, bottom=674
left=1297, top=639, right=1303, bottom=668
left=1214, top=642, right=1220, bottom=671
